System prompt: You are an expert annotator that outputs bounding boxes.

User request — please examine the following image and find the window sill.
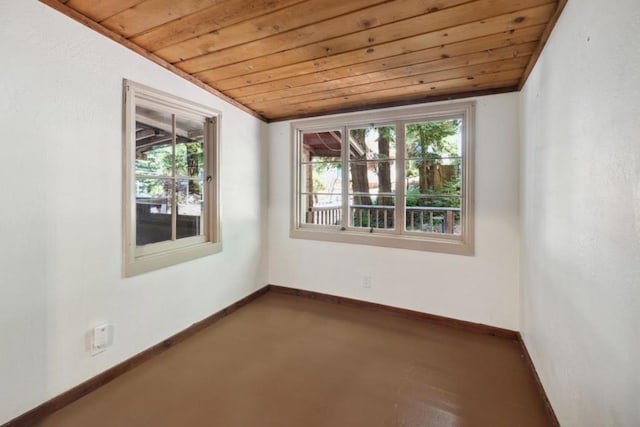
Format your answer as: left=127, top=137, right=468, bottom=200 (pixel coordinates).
left=124, top=241, right=222, bottom=277
left=290, top=227, right=473, bottom=256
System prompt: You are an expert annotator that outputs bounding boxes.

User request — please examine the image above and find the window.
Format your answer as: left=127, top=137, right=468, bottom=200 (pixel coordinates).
left=123, top=80, right=221, bottom=276
left=291, top=102, right=474, bottom=255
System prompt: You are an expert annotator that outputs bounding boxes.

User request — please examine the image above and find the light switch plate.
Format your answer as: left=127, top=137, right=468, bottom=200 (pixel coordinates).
left=91, top=324, right=109, bottom=355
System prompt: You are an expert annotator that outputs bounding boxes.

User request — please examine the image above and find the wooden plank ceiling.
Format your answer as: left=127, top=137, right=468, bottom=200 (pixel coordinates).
left=45, top=0, right=565, bottom=122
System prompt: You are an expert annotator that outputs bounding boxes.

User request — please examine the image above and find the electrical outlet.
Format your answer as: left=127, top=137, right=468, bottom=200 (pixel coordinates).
left=362, top=276, right=372, bottom=289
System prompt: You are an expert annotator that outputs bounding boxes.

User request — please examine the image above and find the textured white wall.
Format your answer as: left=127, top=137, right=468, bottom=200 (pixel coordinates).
left=520, top=1, right=640, bottom=425
left=0, top=2, right=268, bottom=423
left=268, top=94, right=521, bottom=330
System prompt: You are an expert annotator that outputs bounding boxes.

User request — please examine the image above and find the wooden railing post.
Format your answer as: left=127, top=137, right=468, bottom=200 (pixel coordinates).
left=446, top=210, right=454, bottom=234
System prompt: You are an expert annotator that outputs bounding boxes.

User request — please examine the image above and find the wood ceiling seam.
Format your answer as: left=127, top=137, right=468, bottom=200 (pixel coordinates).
left=231, top=41, right=538, bottom=102
left=195, top=3, right=555, bottom=85
left=129, top=0, right=309, bottom=51
left=155, top=0, right=393, bottom=64
left=214, top=23, right=547, bottom=94
left=250, top=57, right=529, bottom=111
left=170, top=0, right=470, bottom=71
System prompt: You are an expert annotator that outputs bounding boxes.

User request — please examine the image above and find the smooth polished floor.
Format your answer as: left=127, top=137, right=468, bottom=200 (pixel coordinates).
left=39, top=292, right=552, bottom=426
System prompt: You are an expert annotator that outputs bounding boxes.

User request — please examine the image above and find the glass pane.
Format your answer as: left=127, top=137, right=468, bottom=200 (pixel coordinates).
left=175, top=116, right=205, bottom=178
left=405, top=119, right=462, bottom=158
left=405, top=158, right=461, bottom=196
left=348, top=126, right=396, bottom=160
left=405, top=202, right=461, bottom=235
left=301, top=130, right=342, bottom=162
left=348, top=160, right=396, bottom=195
left=349, top=197, right=395, bottom=230
left=135, top=106, right=173, bottom=177
left=135, top=178, right=173, bottom=245
left=302, top=163, right=342, bottom=194
left=176, top=179, right=204, bottom=239
left=300, top=194, right=342, bottom=226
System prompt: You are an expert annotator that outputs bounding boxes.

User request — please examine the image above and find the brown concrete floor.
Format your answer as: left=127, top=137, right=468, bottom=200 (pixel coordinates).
left=38, top=292, right=552, bottom=427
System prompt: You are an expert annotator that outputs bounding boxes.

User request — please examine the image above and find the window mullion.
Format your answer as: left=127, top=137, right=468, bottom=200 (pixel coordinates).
left=171, top=114, right=177, bottom=241
left=341, top=126, right=349, bottom=229
left=395, top=121, right=406, bottom=235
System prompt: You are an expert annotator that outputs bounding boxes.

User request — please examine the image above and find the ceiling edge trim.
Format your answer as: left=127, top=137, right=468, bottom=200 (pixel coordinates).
left=518, top=0, right=569, bottom=90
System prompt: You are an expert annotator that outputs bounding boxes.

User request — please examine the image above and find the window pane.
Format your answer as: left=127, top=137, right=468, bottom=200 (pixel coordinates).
left=136, top=178, right=173, bottom=245
left=348, top=126, right=396, bottom=160
left=348, top=160, right=396, bottom=196
left=175, top=116, right=205, bottom=178
left=302, top=130, right=342, bottom=161
left=404, top=119, right=462, bottom=236
left=349, top=197, right=395, bottom=230
left=302, top=163, right=341, bottom=194
left=136, top=106, right=173, bottom=177
left=346, top=126, right=396, bottom=231
left=300, top=194, right=342, bottom=226
left=405, top=119, right=461, bottom=158
left=177, top=179, right=204, bottom=239
left=405, top=158, right=461, bottom=197
left=299, top=129, right=343, bottom=227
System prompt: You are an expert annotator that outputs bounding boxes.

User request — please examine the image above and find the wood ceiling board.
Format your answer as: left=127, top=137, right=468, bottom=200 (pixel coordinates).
left=192, top=2, right=556, bottom=83
left=172, top=0, right=472, bottom=70
left=65, top=0, right=146, bottom=21
left=232, top=42, right=537, bottom=104
left=130, top=0, right=307, bottom=52
left=214, top=23, right=546, bottom=94
left=273, top=83, right=519, bottom=121
left=160, top=0, right=392, bottom=65
left=249, top=56, right=530, bottom=112
left=178, top=0, right=552, bottom=75
left=101, top=0, right=225, bottom=38
left=264, top=69, right=523, bottom=119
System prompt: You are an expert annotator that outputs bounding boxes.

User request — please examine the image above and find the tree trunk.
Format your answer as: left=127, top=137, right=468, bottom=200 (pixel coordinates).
left=350, top=130, right=371, bottom=206
left=377, top=133, right=392, bottom=206
left=377, top=132, right=393, bottom=228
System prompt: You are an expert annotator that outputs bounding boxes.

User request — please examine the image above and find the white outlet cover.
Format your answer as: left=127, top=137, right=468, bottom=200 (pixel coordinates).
left=91, top=324, right=109, bottom=355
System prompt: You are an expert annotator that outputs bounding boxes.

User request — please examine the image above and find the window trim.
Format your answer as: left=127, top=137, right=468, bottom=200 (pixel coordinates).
left=290, top=101, right=475, bottom=256
left=123, top=80, right=222, bottom=277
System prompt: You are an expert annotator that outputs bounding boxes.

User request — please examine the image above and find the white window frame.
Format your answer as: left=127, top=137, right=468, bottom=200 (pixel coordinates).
left=291, top=101, right=475, bottom=255
left=123, top=80, right=221, bottom=276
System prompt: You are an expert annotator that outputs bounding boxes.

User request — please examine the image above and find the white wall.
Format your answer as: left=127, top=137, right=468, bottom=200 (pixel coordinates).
left=0, top=1, right=268, bottom=423
left=520, top=1, right=640, bottom=425
left=268, top=94, right=521, bottom=330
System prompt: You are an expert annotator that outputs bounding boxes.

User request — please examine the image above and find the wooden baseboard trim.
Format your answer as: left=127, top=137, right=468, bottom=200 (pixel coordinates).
left=2, top=285, right=270, bottom=427
left=517, top=333, right=561, bottom=426
left=268, top=284, right=519, bottom=340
